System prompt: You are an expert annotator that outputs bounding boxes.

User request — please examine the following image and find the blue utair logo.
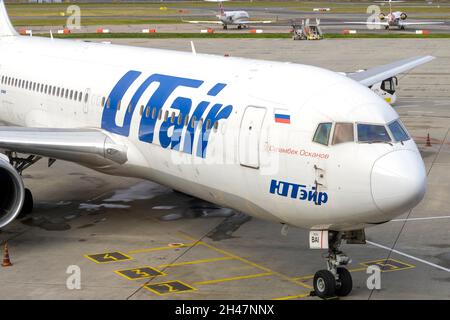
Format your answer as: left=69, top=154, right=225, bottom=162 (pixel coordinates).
left=101, top=71, right=233, bottom=158
left=269, top=179, right=329, bottom=206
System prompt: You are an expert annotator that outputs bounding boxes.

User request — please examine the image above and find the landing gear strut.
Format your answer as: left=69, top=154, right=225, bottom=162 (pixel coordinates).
left=313, top=231, right=353, bottom=298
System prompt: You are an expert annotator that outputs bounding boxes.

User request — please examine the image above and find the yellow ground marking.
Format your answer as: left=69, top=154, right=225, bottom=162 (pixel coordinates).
left=273, top=293, right=311, bottom=300
left=194, top=272, right=274, bottom=286
left=293, top=261, right=411, bottom=281
left=360, top=258, right=415, bottom=272
left=127, top=243, right=195, bottom=254
left=143, top=280, right=197, bottom=296
left=178, top=231, right=313, bottom=290
left=84, top=251, right=132, bottom=264
left=158, top=256, right=233, bottom=268
left=114, top=266, right=166, bottom=280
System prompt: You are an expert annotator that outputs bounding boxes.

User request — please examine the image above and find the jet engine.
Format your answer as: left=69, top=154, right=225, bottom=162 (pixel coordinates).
left=0, top=155, right=25, bottom=228
left=379, top=13, right=385, bottom=20
left=400, top=13, right=407, bottom=20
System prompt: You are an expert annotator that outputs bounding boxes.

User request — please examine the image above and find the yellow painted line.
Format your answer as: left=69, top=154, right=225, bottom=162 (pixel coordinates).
left=273, top=293, right=311, bottom=300
left=179, top=232, right=313, bottom=290
left=128, top=243, right=195, bottom=254
left=158, top=256, right=234, bottom=268
left=194, top=272, right=273, bottom=285
left=293, top=267, right=369, bottom=281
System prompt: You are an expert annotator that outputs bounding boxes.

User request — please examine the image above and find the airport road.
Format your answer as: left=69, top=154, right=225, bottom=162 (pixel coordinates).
left=0, top=38, right=449, bottom=299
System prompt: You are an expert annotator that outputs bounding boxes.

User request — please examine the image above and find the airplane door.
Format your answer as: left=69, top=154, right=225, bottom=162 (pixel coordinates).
left=83, top=88, right=91, bottom=114
left=239, top=106, right=267, bottom=169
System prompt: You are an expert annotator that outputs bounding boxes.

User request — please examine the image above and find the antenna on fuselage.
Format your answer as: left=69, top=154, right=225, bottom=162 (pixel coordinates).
left=190, top=41, right=197, bottom=55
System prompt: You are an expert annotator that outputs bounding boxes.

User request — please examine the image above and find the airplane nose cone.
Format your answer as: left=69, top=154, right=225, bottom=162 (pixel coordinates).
left=371, top=150, right=426, bottom=217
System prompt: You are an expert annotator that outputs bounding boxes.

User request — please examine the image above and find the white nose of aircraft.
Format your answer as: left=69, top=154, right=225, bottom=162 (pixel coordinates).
left=371, top=150, right=427, bottom=217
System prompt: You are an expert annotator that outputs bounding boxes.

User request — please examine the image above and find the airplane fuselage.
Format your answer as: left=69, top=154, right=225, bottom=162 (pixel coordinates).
left=219, top=10, right=249, bottom=26
left=0, top=35, right=426, bottom=231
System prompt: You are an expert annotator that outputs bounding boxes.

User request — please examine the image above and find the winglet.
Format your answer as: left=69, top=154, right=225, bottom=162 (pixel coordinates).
left=0, top=0, right=18, bottom=37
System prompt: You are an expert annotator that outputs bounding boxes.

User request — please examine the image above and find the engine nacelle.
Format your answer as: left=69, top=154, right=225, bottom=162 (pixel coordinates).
left=379, top=13, right=385, bottom=20
left=400, top=13, right=407, bottom=20
left=0, top=155, right=25, bottom=228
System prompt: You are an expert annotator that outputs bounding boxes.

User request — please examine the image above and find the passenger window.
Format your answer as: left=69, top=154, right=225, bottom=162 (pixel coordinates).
left=128, top=103, right=132, bottom=113
left=151, top=107, right=156, bottom=119
left=206, top=119, right=211, bottom=130
left=158, top=109, right=162, bottom=120
left=171, top=112, right=175, bottom=124
left=332, top=123, right=354, bottom=145
left=101, top=97, right=106, bottom=107
left=164, top=110, right=168, bottom=121
left=184, top=114, right=189, bottom=126
left=177, top=114, right=183, bottom=125
left=191, top=116, right=196, bottom=128
left=313, top=123, right=332, bottom=146
left=146, top=107, right=150, bottom=118
left=213, top=121, right=219, bottom=131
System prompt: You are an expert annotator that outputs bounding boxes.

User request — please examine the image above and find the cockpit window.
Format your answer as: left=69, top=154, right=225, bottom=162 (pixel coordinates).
left=388, top=120, right=410, bottom=142
left=332, top=123, right=354, bottom=145
left=313, top=123, right=332, bottom=146
left=357, top=124, right=391, bottom=143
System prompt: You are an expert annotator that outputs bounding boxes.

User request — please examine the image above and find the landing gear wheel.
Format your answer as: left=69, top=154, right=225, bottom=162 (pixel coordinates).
left=313, top=270, right=336, bottom=298
left=223, top=25, right=227, bottom=30
left=19, top=188, right=33, bottom=217
left=237, top=25, right=242, bottom=29
left=336, top=267, right=353, bottom=296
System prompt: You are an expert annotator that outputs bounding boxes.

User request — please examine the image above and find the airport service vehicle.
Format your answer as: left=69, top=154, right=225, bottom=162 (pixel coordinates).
left=292, top=22, right=323, bottom=40
left=345, top=0, right=444, bottom=30
left=184, top=0, right=272, bottom=30
left=0, top=0, right=431, bottom=298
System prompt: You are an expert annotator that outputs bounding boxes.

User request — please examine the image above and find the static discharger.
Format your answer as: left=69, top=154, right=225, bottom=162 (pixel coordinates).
left=2, top=243, right=12, bottom=267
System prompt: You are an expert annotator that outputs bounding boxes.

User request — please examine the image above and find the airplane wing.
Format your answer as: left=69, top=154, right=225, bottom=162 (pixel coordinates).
left=400, top=21, right=444, bottom=26
left=346, top=55, right=435, bottom=87
left=343, top=21, right=389, bottom=26
left=182, top=20, right=224, bottom=24
left=0, top=127, right=127, bottom=167
left=236, top=20, right=273, bottom=24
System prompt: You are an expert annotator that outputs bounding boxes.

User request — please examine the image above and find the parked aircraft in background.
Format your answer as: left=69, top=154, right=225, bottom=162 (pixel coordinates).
left=183, top=0, right=273, bottom=29
left=345, top=0, right=444, bottom=30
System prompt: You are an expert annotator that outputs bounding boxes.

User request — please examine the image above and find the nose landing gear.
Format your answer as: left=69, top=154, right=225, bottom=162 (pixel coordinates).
left=312, top=231, right=353, bottom=298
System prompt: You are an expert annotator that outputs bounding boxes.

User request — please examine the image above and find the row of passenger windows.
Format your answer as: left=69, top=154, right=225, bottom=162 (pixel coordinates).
left=1, top=75, right=220, bottom=131
left=1, top=75, right=90, bottom=103
left=313, top=120, right=410, bottom=146
left=104, top=99, right=220, bottom=131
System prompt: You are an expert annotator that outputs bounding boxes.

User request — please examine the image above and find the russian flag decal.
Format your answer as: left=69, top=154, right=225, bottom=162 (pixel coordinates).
left=274, top=113, right=291, bottom=124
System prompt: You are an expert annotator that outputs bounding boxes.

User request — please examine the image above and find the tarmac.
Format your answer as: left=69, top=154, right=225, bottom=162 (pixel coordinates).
left=0, top=38, right=449, bottom=300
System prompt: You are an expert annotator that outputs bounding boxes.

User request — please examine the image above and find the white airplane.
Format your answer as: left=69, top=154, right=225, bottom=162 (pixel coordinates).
left=345, top=0, right=444, bottom=30
left=0, top=0, right=431, bottom=298
left=184, top=0, right=273, bottom=30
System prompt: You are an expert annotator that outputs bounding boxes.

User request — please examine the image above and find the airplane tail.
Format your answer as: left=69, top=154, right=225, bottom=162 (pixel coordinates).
left=218, top=2, right=225, bottom=17
left=0, top=0, right=18, bottom=37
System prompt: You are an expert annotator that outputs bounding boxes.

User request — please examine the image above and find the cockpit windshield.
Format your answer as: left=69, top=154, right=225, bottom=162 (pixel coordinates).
left=357, top=124, right=391, bottom=143
left=388, top=120, right=410, bottom=142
